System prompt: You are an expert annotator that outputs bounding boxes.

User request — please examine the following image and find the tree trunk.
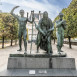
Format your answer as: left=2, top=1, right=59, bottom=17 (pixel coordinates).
left=11, top=39, right=13, bottom=46
left=2, top=36, right=4, bottom=48
left=68, top=36, right=72, bottom=49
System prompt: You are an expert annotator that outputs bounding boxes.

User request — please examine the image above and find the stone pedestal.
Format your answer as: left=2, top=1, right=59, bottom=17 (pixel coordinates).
left=7, top=54, right=76, bottom=69
left=52, top=58, right=76, bottom=69
left=7, top=57, right=49, bottom=69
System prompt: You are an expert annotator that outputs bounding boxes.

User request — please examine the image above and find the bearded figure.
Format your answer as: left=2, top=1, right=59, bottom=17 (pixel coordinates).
left=34, top=11, right=54, bottom=55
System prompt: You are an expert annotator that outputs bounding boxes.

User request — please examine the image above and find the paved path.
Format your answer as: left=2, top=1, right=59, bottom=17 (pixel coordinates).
left=0, top=42, right=77, bottom=72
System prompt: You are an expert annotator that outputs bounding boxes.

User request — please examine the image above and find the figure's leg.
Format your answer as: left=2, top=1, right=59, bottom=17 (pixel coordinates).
left=57, top=33, right=61, bottom=54
left=17, top=31, right=22, bottom=51
left=24, top=39, right=27, bottom=54
left=23, top=30, right=27, bottom=54
left=60, top=33, right=64, bottom=52
left=47, top=36, right=53, bottom=54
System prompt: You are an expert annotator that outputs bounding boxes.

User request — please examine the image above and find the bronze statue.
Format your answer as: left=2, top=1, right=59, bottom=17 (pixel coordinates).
left=56, top=12, right=66, bottom=54
left=11, top=6, right=34, bottom=54
left=34, top=11, right=54, bottom=55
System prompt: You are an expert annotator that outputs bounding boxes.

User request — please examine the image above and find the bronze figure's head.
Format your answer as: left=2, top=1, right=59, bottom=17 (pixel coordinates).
left=19, top=9, right=24, bottom=17
left=59, top=12, right=63, bottom=20
left=43, top=11, right=48, bottom=19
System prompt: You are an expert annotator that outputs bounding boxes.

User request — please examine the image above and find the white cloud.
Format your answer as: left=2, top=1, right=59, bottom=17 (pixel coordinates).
left=1, top=0, right=62, bottom=21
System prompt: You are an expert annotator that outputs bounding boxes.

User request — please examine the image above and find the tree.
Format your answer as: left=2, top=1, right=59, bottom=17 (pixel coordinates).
left=0, top=13, right=18, bottom=48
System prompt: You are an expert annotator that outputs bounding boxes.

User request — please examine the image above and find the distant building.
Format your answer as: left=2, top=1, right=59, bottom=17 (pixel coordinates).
left=26, top=11, right=43, bottom=41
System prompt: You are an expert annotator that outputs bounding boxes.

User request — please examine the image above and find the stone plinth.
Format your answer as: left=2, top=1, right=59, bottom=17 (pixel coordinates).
left=7, top=54, right=75, bottom=69
left=7, top=57, right=49, bottom=69
left=52, top=58, right=76, bottom=69
left=0, top=69, right=77, bottom=77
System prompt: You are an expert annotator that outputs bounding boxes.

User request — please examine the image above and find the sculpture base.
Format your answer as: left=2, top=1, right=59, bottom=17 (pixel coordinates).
left=0, top=69, right=77, bottom=77
left=9, top=53, right=66, bottom=57
left=7, top=54, right=75, bottom=69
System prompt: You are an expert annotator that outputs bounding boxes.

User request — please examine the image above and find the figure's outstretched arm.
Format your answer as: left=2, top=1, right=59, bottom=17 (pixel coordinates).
left=27, top=10, right=34, bottom=23
left=10, top=6, right=19, bottom=18
left=27, top=17, right=34, bottom=23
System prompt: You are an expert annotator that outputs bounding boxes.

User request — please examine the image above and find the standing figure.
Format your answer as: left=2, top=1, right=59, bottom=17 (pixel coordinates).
left=34, top=11, right=54, bottom=54
left=56, top=12, right=66, bottom=54
left=11, top=6, right=34, bottom=54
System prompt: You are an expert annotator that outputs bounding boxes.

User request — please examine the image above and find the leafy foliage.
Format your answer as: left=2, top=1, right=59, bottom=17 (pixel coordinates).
left=0, top=13, right=18, bottom=40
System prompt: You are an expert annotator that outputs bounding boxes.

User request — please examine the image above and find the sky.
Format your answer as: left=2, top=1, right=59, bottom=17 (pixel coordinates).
left=0, top=0, right=72, bottom=21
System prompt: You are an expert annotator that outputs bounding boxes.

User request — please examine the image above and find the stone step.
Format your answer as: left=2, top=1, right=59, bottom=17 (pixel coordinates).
left=0, top=69, right=77, bottom=77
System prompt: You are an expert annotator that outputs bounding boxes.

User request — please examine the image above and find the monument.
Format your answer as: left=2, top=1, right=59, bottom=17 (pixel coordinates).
left=0, top=7, right=76, bottom=77
left=7, top=10, right=75, bottom=69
